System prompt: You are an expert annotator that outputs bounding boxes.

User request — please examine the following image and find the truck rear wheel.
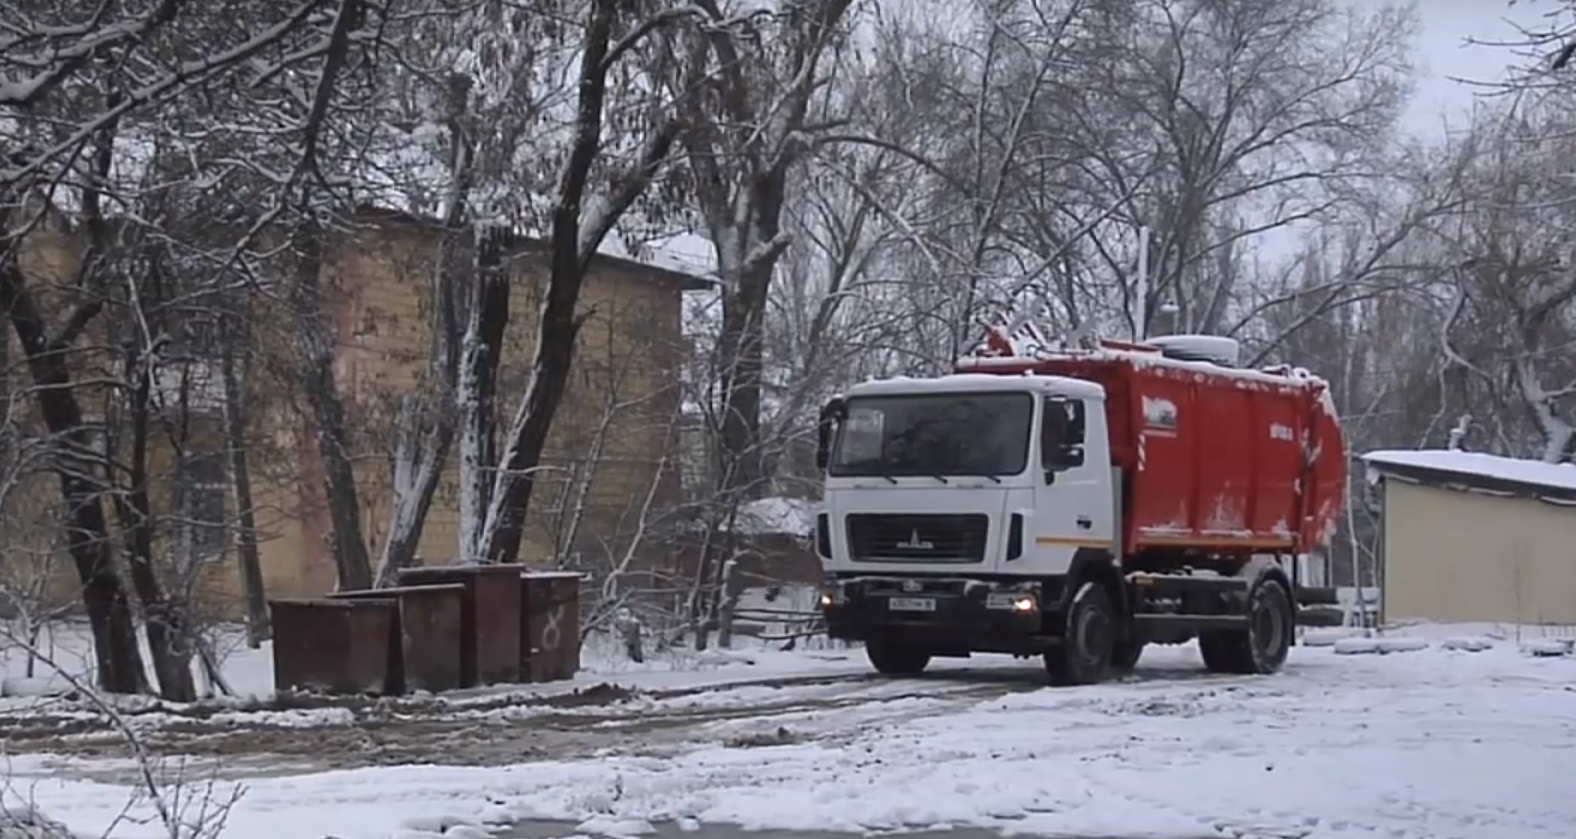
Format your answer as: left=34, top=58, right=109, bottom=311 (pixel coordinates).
left=1200, top=577, right=1294, bottom=675
left=1045, top=582, right=1115, bottom=686
left=866, top=641, right=931, bottom=676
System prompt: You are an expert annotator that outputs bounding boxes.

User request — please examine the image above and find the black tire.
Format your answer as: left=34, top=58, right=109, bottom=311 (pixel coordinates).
left=1045, top=582, right=1116, bottom=686
left=866, top=641, right=931, bottom=676
left=1110, top=635, right=1145, bottom=671
left=1200, top=576, right=1295, bottom=675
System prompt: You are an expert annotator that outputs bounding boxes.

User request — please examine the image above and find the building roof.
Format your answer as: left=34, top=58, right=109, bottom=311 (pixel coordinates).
left=350, top=205, right=714, bottom=291
left=1362, top=449, right=1576, bottom=504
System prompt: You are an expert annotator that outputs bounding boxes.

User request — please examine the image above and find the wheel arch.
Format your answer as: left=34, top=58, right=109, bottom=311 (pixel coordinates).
left=1236, top=554, right=1294, bottom=599
left=1063, top=547, right=1126, bottom=616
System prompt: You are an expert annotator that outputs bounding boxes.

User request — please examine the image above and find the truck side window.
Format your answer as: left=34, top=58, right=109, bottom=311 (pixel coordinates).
left=1066, top=401, right=1086, bottom=445
left=1041, top=399, right=1087, bottom=470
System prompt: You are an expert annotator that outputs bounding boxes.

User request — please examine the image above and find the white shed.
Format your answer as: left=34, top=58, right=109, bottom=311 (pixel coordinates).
left=1363, top=450, right=1576, bottom=626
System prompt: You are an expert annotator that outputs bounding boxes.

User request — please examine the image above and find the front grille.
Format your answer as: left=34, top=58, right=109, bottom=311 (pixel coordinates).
left=845, top=513, right=989, bottom=563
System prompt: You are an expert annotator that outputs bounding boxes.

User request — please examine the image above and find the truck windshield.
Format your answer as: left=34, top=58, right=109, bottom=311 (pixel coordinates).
left=828, top=392, right=1033, bottom=478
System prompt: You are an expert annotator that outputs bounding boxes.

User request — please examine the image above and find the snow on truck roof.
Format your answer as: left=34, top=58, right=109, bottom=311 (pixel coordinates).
left=958, top=344, right=1329, bottom=390
left=845, top=373, right=1107, bottom=401
left=1362, top=449, right=1576, bottom=498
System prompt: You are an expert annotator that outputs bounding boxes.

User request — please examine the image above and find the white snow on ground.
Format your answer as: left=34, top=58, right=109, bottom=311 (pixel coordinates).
left=2, top=630, right=1573, bottom=839
left=0, top=622, right=874, bottom=711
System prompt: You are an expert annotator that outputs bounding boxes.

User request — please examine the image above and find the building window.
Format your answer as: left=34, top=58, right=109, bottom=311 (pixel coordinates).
left=176, top=451, right=228, bottom=564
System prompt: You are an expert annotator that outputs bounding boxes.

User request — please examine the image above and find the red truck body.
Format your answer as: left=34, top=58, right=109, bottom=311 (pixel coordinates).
left=958, top=338, right=1347, bottom=558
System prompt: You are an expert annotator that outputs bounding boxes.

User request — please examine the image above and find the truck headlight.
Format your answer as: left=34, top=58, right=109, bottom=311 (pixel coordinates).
left=986, top=592, right=1037, bottom=612
left=819, top=585, right=845, bottom=608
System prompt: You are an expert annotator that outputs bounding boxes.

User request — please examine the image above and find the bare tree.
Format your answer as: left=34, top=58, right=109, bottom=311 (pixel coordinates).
left=1433, top=94, right=1576, bottom=461
left=469, top=0, right=697, bottom=566
left=2, top=0, right=368, bottom=688
left=1098, top=0, right=1414, bottom=335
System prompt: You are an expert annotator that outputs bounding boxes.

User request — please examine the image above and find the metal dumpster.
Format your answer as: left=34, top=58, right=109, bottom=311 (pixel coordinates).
left=268, top=598, right=396, bottom=695
left=521, top=571, right=583, bottom=683
left=328, top=583, right=466, bottom=694
left=397, top=564, right=526, bottom=686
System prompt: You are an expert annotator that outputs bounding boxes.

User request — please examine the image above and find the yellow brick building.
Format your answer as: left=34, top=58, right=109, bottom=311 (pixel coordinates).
left=3, top=207, right=706, bottom=618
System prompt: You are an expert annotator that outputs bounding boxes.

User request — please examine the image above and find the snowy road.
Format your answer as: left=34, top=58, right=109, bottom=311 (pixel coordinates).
left=4, top=635, right=1575, bottom=839
left=495, top=822, right=1221, bottom=839
left=1, top=659, right=1053, bottom=776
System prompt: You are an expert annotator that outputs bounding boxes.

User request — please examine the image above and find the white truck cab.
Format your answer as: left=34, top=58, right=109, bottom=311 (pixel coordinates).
left=817, top=373, right=1117, bottom=578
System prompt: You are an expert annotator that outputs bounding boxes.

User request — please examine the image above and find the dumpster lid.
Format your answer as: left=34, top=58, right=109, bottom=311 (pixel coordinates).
left=269, top=598, right=393, bottom=609
left=401, top=564, right=527, bottom=579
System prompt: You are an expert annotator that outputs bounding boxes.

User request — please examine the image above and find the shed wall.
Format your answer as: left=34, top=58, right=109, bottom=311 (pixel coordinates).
left=1382, top=480, right=1576, bottom=625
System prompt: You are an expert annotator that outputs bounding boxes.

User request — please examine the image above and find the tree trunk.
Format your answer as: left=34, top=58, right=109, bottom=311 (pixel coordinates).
left=688, top=259, right=774, bottom=647
left=480, top=277, right=585, bottom=565
left=382, top=74, right=472, bottom=577
left=220, top=302, right=270, bottom=644
left=0, top=262, right=145, bottom=694
left=477, top=0, right=620, bottom=567
left=715, top=269, right=772, bottom=500
left=113, top=343, right=196, bottom=702
left=457, top=226, right=511, bottom=563
left=291, top=214, right=373, bottom=591
left=375, top=391, right=453, bottom=585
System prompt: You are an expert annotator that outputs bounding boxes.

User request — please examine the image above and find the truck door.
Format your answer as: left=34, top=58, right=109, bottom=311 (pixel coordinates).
left=1031, top=396, right=1116, bottom=572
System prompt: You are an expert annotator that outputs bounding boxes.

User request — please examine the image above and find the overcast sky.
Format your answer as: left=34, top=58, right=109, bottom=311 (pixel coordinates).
left=1407, top=1, right=1570, bottom=131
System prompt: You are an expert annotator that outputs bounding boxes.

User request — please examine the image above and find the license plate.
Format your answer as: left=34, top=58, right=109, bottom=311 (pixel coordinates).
left=888, top=597, right=936, bottom=612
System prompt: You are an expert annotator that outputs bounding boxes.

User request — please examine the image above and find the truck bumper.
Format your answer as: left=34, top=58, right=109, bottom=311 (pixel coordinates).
left=818, top=576, right=1049, bottom=655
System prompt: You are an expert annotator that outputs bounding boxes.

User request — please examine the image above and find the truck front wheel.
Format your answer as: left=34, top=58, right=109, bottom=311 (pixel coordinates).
left=1200, top=577, right=1294, bottom=675
left=1045, top=582, right=1115, bottom=686
left=866, top=641, right=931, bottom=676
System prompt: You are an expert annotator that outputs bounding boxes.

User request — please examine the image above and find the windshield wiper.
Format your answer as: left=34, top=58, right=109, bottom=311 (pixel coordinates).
left=838, top=458, right=898, bottom=483
left=950, top=470, right=1002, bottom=484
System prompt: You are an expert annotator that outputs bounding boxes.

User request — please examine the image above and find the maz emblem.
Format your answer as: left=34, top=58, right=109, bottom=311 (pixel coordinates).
left=902, top=579, right=923, bottom=593
left=897, top=530, right=935, bottom=550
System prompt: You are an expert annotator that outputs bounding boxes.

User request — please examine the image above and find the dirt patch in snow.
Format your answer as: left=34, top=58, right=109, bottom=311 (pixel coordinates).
left=0, top=668, right=1059, bottom=780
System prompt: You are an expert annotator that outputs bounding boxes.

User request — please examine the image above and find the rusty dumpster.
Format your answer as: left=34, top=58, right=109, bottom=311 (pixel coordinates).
left=521, top=571, right=583, bottom=683
left=397, top=564, right=526, bottom=686
left=269, top=598, right=396, bottom=695
left=328, top=583, right=466, bottom=694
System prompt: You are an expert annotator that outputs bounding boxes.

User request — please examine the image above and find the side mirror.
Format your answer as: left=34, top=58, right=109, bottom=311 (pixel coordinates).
left=1042, top=444, right=1085, bottom=482
left=815, top=397, right=845, bottom=471
left=1061, top=444, right=1086, bottom=468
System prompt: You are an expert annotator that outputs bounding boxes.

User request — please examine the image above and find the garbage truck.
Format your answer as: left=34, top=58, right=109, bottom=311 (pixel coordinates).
left=813, top=328, right=1346, bottom=685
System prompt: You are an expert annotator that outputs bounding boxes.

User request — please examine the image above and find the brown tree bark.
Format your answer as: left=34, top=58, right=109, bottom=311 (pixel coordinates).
left=479, top=0, right=682, bottom=565
left=110, top=339, right=197, bottom=701
left=220, top=299, right=271, bottom=641
left=456, top=227, right=512, bottom=562
left=281, top=0, right=373, bottom=591
left=0, top=261, right=146, bottom=694
left=291, top=215, right=373, bottom=591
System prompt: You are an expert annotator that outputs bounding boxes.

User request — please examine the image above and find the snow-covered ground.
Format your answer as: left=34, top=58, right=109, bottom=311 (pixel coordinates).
left=3, top=623, right=1574, bottom=839
left=0, top=622, right=873, bottom=708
